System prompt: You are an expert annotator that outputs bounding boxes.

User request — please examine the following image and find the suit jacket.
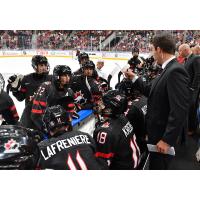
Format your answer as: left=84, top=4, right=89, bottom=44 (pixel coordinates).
left=184, top=54, right=200, bottom=90
left=133, top=58, right=190, bottom=146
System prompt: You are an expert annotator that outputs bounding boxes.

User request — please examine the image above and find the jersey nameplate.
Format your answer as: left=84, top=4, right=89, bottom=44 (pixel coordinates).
left=41, top=134, right=91, bottom=160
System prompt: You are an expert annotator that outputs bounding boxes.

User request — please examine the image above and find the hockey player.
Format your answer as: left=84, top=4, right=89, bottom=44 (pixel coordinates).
left=93, top=90, right=141, bottom=169
left=0, top=73, right=19, bottom=125
left=130, top=47, right=144, bottom=74
left=116, top=78, right=147, bottom=155
left=0, top=125, right=39, bottom=169
left=7, top=55, right=52, bottom=128
left=71, top=60, right=102, bottom=110
left=31, top=65, right=77, bottom=131
left=36, top=105, right=107, bottom=170
left=7, top=55, right=52, bottom=106
left=74, top=52, right=90, bottom=75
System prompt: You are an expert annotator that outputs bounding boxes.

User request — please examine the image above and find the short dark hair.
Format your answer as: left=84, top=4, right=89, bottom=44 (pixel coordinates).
left=152, top=33, right=176, bottom=54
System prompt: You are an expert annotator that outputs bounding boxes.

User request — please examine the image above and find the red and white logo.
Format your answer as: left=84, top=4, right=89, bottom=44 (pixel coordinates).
left=4, top=139, right=20, bottom=153
left=74, top=90, right=87, bottom=105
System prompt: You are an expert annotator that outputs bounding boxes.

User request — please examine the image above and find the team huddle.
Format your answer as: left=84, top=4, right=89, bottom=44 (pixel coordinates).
left=0, top=46, right=167, bottom=169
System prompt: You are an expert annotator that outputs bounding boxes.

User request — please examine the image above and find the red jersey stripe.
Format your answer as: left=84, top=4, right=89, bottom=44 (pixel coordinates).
left=32, top=109, right=43, bottom=114
left=9, top=105, right=17, bottom=111
left=95, top=152, right=114, bottom=158
left=33, top=100, right=47, bottom=107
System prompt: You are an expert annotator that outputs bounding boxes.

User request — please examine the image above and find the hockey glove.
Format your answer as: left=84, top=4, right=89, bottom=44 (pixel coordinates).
left=7, top=74, right=23, bottom=91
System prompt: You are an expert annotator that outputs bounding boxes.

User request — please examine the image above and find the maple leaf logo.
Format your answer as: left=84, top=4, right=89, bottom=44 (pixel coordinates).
left=4, top=139, right=19, bottom=152
left=74, top=90, right=87, bottom=104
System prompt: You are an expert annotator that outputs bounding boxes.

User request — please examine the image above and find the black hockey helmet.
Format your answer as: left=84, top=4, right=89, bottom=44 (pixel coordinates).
left=145, top=56, right=155, bottom=67
left=31, top=55, right=50, bottom=73
left=43, top=105, right=72, bottom=134
left=32, top=55, right=49, bottom=68
left=148, top=64, right=160, bottom=73
left=0, top=73, right=5, bottom=93
left=102, top=90, right=128, bottom=116
left=0, top=125, right=38, bottom=169
left=53, top=65, right=72, bottom=77
left=116, top=79, right=134, bottom=98
left=78, top=52, right=89, bottom=63
left=82, top=60, right=95, bottom=70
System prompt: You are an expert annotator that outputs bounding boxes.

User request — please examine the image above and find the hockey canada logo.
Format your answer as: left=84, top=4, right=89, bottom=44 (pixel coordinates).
left=74, top=90, right=87, bottom=105
left=4, top=139, right=20, bottom=153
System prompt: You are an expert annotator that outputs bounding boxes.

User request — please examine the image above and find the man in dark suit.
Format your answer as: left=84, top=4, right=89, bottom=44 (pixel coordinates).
left=125, top=33, right=190, bottom=169
left=178, top=44, right=200, bottom=136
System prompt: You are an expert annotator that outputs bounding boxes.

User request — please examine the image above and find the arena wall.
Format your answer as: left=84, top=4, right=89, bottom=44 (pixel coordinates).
left=0, top=50, right=150, bottom=60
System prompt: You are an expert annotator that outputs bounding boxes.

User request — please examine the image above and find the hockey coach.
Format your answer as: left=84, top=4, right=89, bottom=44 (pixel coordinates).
left=125, top=33, right=190, bottom=169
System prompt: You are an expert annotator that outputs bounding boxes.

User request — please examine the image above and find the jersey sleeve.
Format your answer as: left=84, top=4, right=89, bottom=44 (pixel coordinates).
left=31, top=82, right=51, bottom=131
left=0, top=92, right=19, bottom=125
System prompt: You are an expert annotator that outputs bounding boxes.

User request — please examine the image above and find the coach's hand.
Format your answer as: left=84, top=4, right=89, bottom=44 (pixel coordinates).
left=124, top=69, right=136, bottom=81
left=156, top=140, right=170, bottom=154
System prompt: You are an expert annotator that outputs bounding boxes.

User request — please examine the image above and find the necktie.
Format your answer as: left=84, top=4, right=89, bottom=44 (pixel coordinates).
left=184, top=57, right=188, bottom=64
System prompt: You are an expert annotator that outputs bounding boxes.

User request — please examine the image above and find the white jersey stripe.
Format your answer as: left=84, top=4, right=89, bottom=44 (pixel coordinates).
left=76, top=150, right=88, bottom=170
left=67, top=154, right=77, bottom=170
left=130, top=139, right=138, bottom=168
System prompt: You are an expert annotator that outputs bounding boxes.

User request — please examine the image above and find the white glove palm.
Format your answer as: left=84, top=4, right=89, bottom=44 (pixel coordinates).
left=8, top=74, right=24, bottom=90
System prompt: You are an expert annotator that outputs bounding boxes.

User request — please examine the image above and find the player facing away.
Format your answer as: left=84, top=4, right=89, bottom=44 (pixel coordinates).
left=93, top=90, right=141, bottom=169
left=0, top=73, right=19, bottom=125
left=36, top=105, right=108, bottom=170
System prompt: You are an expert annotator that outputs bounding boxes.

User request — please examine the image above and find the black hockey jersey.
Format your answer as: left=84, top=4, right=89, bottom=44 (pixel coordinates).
left=12, top=73, right=52, bottom=106
left=71, top=75, right=101, bottom=110
left=125, top=95, right=147, bottom=153
left=125, top=95, right=147, bottom=138
left=31, top=81, right=75, bottom=131
left=37, top=130, right=107, bottom=170
left=0, top=91, right=19, bottom=125
left=93, top=115, right=141, bottom=169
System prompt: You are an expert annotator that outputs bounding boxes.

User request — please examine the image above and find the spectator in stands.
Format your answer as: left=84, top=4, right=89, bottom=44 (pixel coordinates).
left=1, top=30, right=200, bottom=53
left=194, top=45, right=200, bottom=55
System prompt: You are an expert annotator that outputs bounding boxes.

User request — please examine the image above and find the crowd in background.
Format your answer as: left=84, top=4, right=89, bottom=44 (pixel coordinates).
left=1, top=30, right=200, bottom=52
left=0, top=30, right=33, bottom=50
left=112, top=30, right=154, bottom=52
